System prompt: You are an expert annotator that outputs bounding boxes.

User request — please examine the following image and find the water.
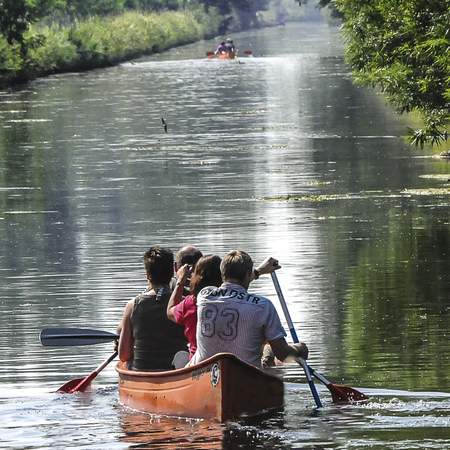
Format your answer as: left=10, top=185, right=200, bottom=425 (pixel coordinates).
left=0, top=21, right=449, bottom=449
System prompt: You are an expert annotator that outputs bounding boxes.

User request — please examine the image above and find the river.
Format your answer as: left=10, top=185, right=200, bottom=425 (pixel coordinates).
left=0, top=20, right=449, bottom=449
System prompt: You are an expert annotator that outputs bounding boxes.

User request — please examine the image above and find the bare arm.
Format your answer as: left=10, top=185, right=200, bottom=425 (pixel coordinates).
left=251, top=257, right=281, bottom=282
left=167, top=264, right=191, bottom=322
left=268, top=337, right=308, bottom=362
left=118, top=300, right=134, bottom=362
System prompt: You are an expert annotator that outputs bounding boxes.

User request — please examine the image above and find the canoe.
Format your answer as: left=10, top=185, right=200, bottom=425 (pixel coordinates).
left=217, top=51, right=235, bottom=60
left=117, top=352, right=284, bottom=421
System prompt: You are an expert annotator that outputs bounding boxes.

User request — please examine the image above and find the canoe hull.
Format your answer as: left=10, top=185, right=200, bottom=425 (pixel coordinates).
left=117, top=353, right=284, bottom=421
left=217, top=51, right=235, bottom=59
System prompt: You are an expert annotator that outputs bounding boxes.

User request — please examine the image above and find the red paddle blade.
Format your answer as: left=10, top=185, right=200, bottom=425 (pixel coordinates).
left=57, top=377, right=84, bottom=393
left=243, top=50, right=253, bottom=56
left=328, top=383, right=369, bottom=403
left=206, top=51, right=214, bottom=58
left=57, top=373, right=95, bottom=393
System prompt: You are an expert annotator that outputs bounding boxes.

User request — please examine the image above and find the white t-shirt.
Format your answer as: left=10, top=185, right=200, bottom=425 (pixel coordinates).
left=190, top=282, right=287, bottom=367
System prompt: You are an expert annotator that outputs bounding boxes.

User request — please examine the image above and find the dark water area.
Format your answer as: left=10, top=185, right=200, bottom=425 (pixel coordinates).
left=0, top=21, right=449, bottom=449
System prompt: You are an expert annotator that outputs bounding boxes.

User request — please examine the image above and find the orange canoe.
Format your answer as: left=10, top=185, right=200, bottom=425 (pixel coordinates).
left=217, top=51, right=235, bottom=59
left=207, top=51, right=236, bottom=60
left=117, top=353, right=284, bottom=421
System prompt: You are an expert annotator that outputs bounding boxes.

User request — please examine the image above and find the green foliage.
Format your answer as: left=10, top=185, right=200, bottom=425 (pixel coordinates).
left=190, top=5, right=222, bottom=37
left=0, top=0, right=65, bottom=45
left=203, top=0, right=270, bottom=29
left=65, top=0, right=125, bottom=18
left=0, top=8, right=220, bottom=85
left=0, top=34, right=23, bottom=82
left=0, top=0, right=272, bottom=86
left=24, top=25, right=77, bottom=73
left=124, top=0, right=183, bottom=10
left=68, top=10, right=203, bottom=67
left=333, top=0, right=449, bottom=147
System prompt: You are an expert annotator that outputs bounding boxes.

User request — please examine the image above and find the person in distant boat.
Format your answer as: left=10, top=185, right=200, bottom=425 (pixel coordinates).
left=170, top=244, right=203, bottom=294
left=215, top=38, right=236, bottom=55
left=190, top=250, right=309, bottom=368
left=167, top=254, right=222, bottom=363
left=224, top=37, right=236, bottom=53
left=118, top=246, right=188, bottom=371
left=214, top=41, right=227, bottom=55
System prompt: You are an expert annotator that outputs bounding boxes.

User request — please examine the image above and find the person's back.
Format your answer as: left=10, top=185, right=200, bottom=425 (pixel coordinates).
left=224, top=41, right=235, bottom=53
left=191, top=282, right=285, bottom=367
left=190, top=250, right=308, bottom=368
left=131, top=288, right=187, bottom=370
left=118, top=246, right=188, bottom=371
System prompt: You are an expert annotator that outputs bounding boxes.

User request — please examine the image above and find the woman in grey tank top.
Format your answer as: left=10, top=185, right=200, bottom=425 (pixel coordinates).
left=118, top=246, right=187, bottom=371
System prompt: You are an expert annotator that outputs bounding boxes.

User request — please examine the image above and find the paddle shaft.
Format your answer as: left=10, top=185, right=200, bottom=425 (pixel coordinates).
left=270, top=272, right=323, bottom=407
left=271, top=273, right=299, bottom=342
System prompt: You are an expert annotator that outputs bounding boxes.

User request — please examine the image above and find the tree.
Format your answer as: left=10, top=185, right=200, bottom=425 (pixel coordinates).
left=305, top=0, right=449, bottom=147
left=0, top=0, right=65, bottom=45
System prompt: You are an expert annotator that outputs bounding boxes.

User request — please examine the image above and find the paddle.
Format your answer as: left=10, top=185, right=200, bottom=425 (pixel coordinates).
left=271, top=272, right=369, bottom=404
left=40, top=327, right=119, bottom=347
left=57, top=351, right=118, bottom=393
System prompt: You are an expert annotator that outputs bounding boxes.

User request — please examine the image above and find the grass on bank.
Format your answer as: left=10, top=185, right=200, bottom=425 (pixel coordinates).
left=0, top=8, right=222, bottom=85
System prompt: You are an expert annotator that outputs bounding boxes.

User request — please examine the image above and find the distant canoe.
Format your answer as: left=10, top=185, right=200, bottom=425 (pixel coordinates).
left=217, top=51, right=235, bottom=59
left=117, top=352, right=284, bottom=421
left=206, top=51, right=236, bottom=60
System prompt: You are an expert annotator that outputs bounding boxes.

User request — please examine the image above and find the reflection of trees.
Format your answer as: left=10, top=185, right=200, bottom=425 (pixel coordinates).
left=321, top=199, right=450, bottom=390
left=0, top=89, right=78, bottom=274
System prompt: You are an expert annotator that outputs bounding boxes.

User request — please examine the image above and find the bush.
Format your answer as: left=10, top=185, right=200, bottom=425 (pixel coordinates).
left=68, top=10, right=209, bottom=67
left=0, top=35, right=23, bottom=84
left=24, top=25, right=78, bottom=74
left=0, top=8, right=223, bottom=85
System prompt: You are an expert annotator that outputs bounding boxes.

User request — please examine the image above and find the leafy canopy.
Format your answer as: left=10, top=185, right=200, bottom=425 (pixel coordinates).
left=300, top=0, right=449, bottom=147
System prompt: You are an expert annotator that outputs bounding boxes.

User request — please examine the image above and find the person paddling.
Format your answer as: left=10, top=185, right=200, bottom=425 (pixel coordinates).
left=224, top=37, right=236, bottom=53
left=118, top=246, right=187, bottom=371
left=215, top=38, right=236, bottom=56
left=190, top=250, right=308, bottom=368
left=167, top=255, right=222, bottom=362
left=170, top=244, right=203, bottom=295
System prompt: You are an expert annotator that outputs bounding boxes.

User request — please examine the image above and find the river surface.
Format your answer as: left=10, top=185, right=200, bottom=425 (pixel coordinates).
left=0, top=20, right=449, bottom=449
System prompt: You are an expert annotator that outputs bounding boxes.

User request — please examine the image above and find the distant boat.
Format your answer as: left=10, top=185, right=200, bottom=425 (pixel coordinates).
left=206, top=51, right=236, bottom=60
left=206, top=50, right=253, bottom=60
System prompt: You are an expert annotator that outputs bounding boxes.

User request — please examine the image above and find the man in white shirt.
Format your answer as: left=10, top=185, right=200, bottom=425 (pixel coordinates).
left=191, top=250, right=308, bottom=368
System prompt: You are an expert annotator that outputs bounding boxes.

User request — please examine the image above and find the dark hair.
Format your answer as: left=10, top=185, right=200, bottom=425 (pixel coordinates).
left=190, top=255, right=222, bottom=296
left=143, top=246, right=173, bottom=285
left=175, top=245, right=203, bottom=267
left=220, top=250, right=253, bottom=283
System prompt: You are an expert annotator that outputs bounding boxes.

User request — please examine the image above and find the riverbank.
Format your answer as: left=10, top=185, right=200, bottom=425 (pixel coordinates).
left=0, top=8, right=222, bottom=87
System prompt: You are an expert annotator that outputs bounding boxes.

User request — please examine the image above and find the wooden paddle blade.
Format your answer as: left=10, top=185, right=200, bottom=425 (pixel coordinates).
left=69, top=373, right=97, bottom=393
left=328, top=383, right=369, bottom=403
left=57, top=377, right=84, bottom=393
left=56, top=352, right=117, bottom=394
left=40, top=328, right=118, bottom=346
left=57, top=375, right=94, bottom=393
